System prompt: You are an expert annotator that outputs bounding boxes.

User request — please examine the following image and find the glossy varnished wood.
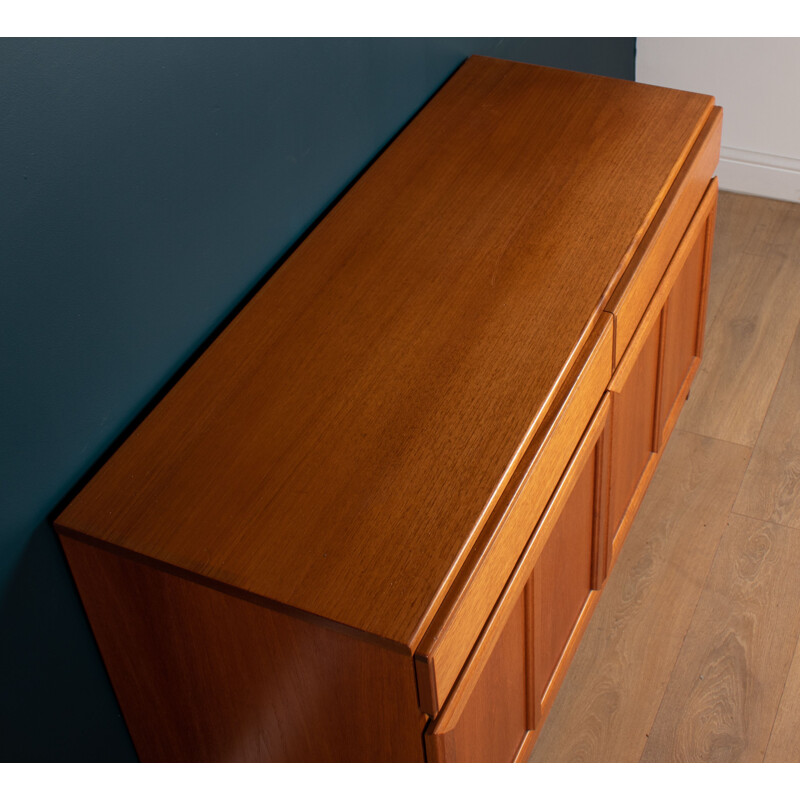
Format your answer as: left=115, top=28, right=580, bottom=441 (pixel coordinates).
left=607, top=182, right=717, bottom=562
left=534, top=436, right=597, bottom=703
left=425, top=594, right=529, bottom=763
left=660, top=237, right=705, bottom=420
left=426, top=397, right=611, bottom=760
left=608, top=321, right=660, bottom=548
left=414, top=316, right=612, bottom=715
left=538, top=586, right=602, bottom=720
left=61, top=537, right=425, bottom=762
left=52, top=60, right=724, bottom=762
left=658, top=182, right=718, bottom=447
left=606, top=107, right=722, bottom=365
left=530, top=181, right=719, bottom=758
left=590, top=412, right=612, bottom=590
left=55, top=58, right=714, bottom=648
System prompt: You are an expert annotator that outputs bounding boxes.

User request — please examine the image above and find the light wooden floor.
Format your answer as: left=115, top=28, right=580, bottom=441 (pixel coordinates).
left=529, top=191, right=800, bottom=763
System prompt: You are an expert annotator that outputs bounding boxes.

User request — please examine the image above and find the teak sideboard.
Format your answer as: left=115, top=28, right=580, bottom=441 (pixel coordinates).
left=55, top=57, right=722, bottom=762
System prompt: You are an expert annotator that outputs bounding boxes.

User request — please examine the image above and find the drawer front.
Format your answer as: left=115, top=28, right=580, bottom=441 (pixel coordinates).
left=415, top=315, right=613, bottom=717
left=425, top=394, right=612, bottom=761
left=606, top=106, right=722, bottom=366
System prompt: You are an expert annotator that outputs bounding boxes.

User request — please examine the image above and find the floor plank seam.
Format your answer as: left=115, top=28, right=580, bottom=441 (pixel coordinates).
left=703, top=246, right=745, bottom=335
left=761, top=669, right=792, bottom=763
left=727, top=510, right=800, bottom=533
left=739, top=314, right=800, bottom=458
left=673, top=427, right=754, bottom=452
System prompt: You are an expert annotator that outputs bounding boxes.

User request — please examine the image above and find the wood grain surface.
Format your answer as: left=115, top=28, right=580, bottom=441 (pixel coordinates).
left=641, top=513, right=800, bottom=762
left=733, top=323, right=800, bottom=529
left=61, top=535, right=425, bottom=762
left=702, top=192, right=765, bottom=335
left=658, top=181, right=717, bottom=448
left=55, top=57, right=715, bottom=648
left=538, top=586, right=602, bottom=721
left=764, top=633, right=800, bottom=761
left=659, top=235, right=705, bottom=424
left=529, top=430, right=751, bottom=762
left=414, top=318, right=612, bottom=714
left=608, top=321, right=660, bottom=542
left=423, top=397, right=611, bottom=729
left=425, top=593, right=529, bottom=762
left=678, top=196, right=800, bottom=447
left=535, top=442, right=596, bottom=698
left=605, top=107, right=721, bottom=364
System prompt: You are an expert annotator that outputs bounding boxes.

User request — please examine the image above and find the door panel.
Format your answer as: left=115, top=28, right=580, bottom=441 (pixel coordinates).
left=659, top=183, right=717, bottom=444
left=532, top=407, right=610, bottom=716
left=660, top=233, right=704, bottom=415
left=609, top=322, right=661, bottom=546
left=534, top=450, right=595, bottom=699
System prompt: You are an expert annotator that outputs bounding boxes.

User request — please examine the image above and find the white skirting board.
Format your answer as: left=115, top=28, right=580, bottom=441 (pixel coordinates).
left=718, top=146, right=800, bottom=204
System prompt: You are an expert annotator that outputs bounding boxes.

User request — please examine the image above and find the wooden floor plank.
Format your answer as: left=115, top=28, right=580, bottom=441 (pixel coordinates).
left=678, top=196, right=800, bottom=447
left=764, top=633, right=800, bottom=762
left=733, top=322, right=800, bottom=529
left=641, top=513, right=800, bottom=763
left=528, top=430, right=750, bottom=762
left=704, top=192, right=767, bottom=335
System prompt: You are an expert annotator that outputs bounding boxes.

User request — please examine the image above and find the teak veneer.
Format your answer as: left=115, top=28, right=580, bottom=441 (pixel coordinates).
left=55, top=57, right=722, bottom=762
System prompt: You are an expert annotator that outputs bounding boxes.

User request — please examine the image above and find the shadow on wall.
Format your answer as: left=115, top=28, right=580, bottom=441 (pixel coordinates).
left=0, top=523, right=133, bottom=760
left=0, top=37, right=635, bottom=762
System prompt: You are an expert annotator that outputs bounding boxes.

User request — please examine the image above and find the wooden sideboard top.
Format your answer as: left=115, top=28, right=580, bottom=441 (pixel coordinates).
left=56, top=57, right=714, bottom=650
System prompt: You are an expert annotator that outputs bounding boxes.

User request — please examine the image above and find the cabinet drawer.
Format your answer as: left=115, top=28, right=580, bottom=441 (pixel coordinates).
left=606, top=106, right=722, bottom=366
left=425, top=394, right=612, bottom=761
left=415, top=315, right=613, bottom=717
left=658, top=179, right=718, bottom=448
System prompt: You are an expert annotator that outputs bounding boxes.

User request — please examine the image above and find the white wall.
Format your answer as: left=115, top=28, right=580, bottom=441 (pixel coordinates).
left=637, top=38, right=800, bottom=202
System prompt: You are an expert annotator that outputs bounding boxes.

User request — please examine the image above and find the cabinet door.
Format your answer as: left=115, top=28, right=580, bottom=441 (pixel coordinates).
left=658, top=182, right=717, bottom=447
left=533, top=402, right=610, bottom=716
left=608, top=320, right=661, bottom=560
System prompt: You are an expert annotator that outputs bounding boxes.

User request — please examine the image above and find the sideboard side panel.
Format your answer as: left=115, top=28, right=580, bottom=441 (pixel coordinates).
left=59, top=536, right=425, bottom=762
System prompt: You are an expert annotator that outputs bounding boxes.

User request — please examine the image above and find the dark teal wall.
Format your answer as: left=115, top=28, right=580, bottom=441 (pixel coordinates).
left=0, top=37, right=634, bottom=761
